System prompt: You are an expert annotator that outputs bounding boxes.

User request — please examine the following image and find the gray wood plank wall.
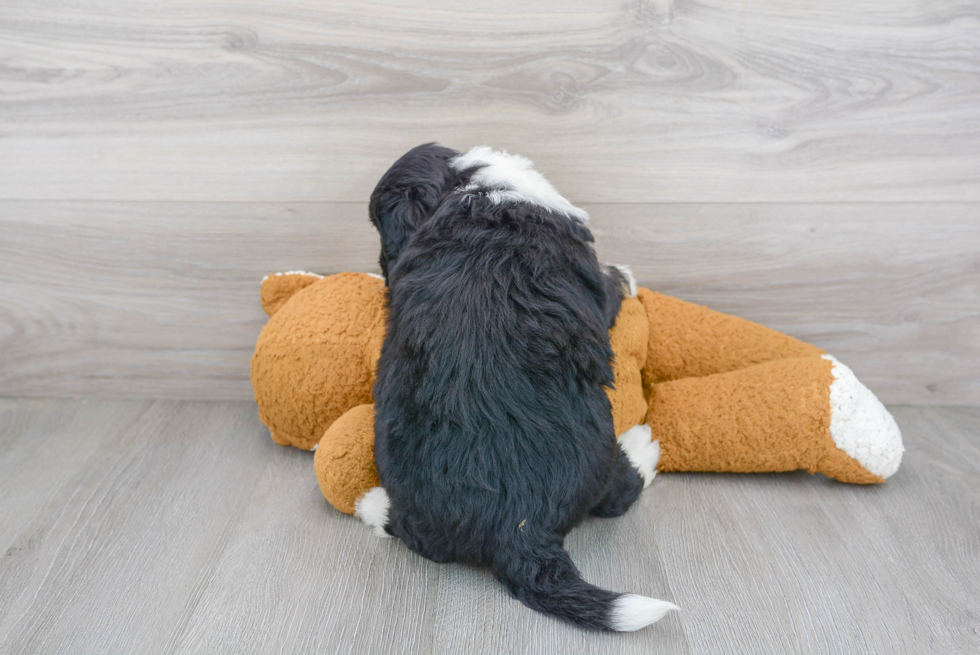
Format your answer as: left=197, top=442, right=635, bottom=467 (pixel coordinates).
left=1, top=0, right=978, bottom=403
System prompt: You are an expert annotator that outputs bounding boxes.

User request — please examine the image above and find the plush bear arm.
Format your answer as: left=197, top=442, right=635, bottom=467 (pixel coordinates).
left=314, top=404, right=379, bottom=515
left=606, top=296, right=651, bottom=435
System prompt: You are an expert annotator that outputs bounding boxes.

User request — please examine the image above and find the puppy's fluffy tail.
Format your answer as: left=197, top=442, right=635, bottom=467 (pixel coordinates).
left=492, top=538, right=678, bottom=631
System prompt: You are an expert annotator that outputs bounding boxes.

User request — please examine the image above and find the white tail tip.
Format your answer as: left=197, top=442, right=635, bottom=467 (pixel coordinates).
left=609, top=594, right=679, bottom=631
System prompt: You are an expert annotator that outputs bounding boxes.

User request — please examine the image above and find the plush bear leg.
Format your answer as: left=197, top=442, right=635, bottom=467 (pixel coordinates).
left=636, top=289, right=824, bottom=385
left=634, top=288, right=903, bottom=482
left=646, top=357, right=903, bottom=483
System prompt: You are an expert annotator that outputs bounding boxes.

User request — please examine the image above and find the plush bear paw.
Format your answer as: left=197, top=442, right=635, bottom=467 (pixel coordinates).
left=822, top=354, right=904, bottom=479
left=618, top=424, right=660, bottom=488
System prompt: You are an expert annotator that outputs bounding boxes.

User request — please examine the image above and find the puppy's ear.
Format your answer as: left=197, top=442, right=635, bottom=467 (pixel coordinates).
left=369, top=143, right=460, bottom=282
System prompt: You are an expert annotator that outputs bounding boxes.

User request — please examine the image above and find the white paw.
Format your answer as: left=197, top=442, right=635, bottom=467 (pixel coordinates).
left=823, top=354, right=904, bottom=479
left=354, top=487, right=393, bottom=538
left=618, top=424, right=660, bottom=488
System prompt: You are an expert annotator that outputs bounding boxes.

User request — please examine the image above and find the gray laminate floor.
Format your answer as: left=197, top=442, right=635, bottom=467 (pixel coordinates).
left=0, top=399, right=977, bottom=654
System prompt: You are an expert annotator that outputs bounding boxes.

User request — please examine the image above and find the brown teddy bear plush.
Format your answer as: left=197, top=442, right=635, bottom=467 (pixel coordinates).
left=251, top=271, right=904, bottom=515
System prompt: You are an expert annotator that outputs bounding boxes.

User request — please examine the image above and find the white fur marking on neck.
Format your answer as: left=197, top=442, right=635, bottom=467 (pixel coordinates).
left=822, top=354, right=904, bottom=479
left=451, top=146, right=589, bottom=222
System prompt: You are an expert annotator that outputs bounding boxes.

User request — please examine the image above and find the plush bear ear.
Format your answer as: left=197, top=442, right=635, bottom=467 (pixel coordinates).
left=260, top=271, right=324, bottom=316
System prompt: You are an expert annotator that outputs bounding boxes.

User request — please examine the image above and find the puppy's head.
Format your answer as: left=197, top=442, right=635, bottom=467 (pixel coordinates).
left=369, top=143, right=461, bottom=282
left=370, top=144, right=588, bottom=281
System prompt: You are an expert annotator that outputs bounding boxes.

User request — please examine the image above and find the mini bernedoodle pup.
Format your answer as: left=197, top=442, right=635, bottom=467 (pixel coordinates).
left=359, top=143, right=677, bottom=631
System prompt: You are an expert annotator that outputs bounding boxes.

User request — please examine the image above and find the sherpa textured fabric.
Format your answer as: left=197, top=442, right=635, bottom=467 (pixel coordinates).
left=315, top=404, right=380, bottom=514
left=251, top=272, right=386, bottom=450
left=637, top=289, right=824, bottom=387
left=260, top=271, right=323, bottom=316
left=647, top=357, right=882, bottom=484
left=606, top=296, right=650, bottom=436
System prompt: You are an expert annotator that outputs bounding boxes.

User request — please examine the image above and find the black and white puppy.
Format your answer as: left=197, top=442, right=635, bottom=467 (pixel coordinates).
left=361, top=144, right=676, bottom=631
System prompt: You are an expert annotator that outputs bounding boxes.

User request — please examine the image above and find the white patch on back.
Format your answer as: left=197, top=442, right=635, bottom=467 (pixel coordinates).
left=822, top=354, right=904, bottom=479
left=451, top=146, right=589, bottom=223
left=354, top=487, right=393, bottom=538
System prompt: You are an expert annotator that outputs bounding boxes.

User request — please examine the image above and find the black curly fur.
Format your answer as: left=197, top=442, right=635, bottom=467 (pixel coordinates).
left=368, top=143, right=465, bottom=283
left=369, top=145, right=646, bottom=631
